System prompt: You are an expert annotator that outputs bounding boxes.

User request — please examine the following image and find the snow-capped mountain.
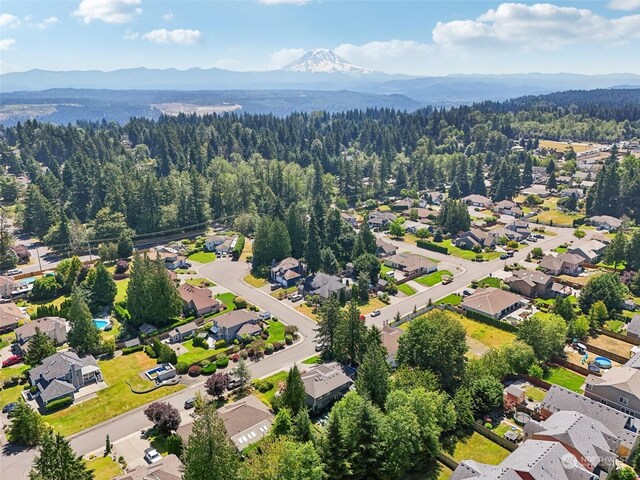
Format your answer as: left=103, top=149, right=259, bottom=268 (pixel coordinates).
left=283, top=49, right=372, bottom=74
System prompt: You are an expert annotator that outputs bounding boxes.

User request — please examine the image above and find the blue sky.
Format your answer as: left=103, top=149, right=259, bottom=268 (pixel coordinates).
left=1, top=0, right=640, bottom=75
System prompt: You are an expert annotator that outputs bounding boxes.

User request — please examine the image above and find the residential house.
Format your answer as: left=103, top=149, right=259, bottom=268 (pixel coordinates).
left=15, top=317, right=68, bottom=350
left=540, top=384, right=640, bottom=459
left=402, top=220, right=429, bottom=234
left=367, top=211, right=397, bottom=230
left=168, top=321, right=198, bottom=344
left=521, top=184, right=551, bottom=198
left=178, top=396, right=274, bottom=451
left=462, top=194, right=492, bottom=208
left=28, top=351, right=102, bottom=406
left=392, top=197, right=415, bottom=210
left=299, top=272, right=351, bottom=303
left=340, top=212, right=358, bottom=228
left=383, top=253, right=437, bottom=277
left=492, top=200, right=523, bottom=217
left=461, top=287, right=524, bottom=320
left=451, top=440, right=596, bottom=480
left=589, top=231, right=611, bottom=245
left=523, top=411, right=619, bottom=472
left=589, top=215, right=623, bottom=231
left=414, top=207, right=433, bottom=222
left=561, top=187, right=585, bottom=199
left=177, top=283, right=222, bottom=317
left=423, top=191, right=444, bottom=205
left=0, top=301, right=28, bottom=333
left=454, top=229, right=498, bottom=250
left=301, top=362, right=354, bottom=412
left=212, top=310, right=260, bottom=343
left=504, top=220, right=532, bottom=241
left=270, top=257, right=303, bottom=287
left=585, top=366, right=640, bottom=417
left=0, top=275, right=18, bottom=298
left=375, top=238, right=397, bottom=258
left=381, top=325, right=403, bottom=367
left=114, top=454, right=183, bottom=480
left=627, top=315, right=640, bottom=339
left=215, top=236, right=239, bottom=255
left=568, top=239, right=607, bottom=264
left=152, top=247, right=187, bottom=270
left=531, top=166, right=548, bottom=184
left=504, top=269, right=554, bottom=298
left=557, top=175, right=574, bottom=186
left=492, top=226, right=528, bottom=243
left=204, top=235, right=225, bottom=252
left=539, top=253, right=585, bottom=276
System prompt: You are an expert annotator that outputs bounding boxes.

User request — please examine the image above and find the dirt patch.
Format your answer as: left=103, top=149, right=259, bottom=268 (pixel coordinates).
left=589, top=334, right=634, bottom=359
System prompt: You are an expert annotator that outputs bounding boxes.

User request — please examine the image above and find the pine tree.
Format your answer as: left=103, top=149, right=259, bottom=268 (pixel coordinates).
left=67, top=290, right=102, bottom=355
left=23, top=327, right=56, bottom=367
left=471, top=157, right=486, bottom=195
left=305, top=214, right=322, bottom=273
left=182, top=406, right=240, bottom=480
left=355, top=342, right=390, bottom=409
left=316, top=297, right=342, bottom=359
left=8, top=401, right=47, bottom=446
left=522, top=156, right=533, bottom=187
left=285, top=203, right=307, bottom=259
left=335, top=298, right=366, bottom=365
left=351, top=401, right=384, bottom=480
left=320, top=413, right=352, bottom=479
left=90, top=261, right=117, bottom=311
left=546, top=171, right=557, bottom=191
left=281, top=365, right=306, bottom=415
left=29, top=430, right=94, bottom=480
left=22, top=184, right=54, bottom=238
left=116, top=231, right=134, bottom=258
left=232, top=357, right=251, bottom=392
left=292, top=408, right=313, bottom=442
left=605, top=230, right=627, bottom=270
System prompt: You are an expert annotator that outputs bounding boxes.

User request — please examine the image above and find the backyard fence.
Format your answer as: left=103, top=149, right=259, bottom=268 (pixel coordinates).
left=472, top=422, right=518, bottom=452
left=437, top=453, right=458, bottom=472
left=550, top=357, right=591, bottom=377
left=584, top=343, right=630, bottom=364
left=599, top=328, right=640, bottom=347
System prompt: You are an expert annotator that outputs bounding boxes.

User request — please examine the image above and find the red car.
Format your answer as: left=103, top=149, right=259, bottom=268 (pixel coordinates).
left=2, top=355, right=23, bottom=367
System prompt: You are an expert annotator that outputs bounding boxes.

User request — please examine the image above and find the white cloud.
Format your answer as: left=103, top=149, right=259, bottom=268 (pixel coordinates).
left=258, top=0, right=309, bottom=5
left=32, top=16, right=60, bottom=29
left=123, top=29, right=139, bottom=40
left=141, top=28, right=202, bottom=45
left=73, top=0, right=142, bottom=24
left=335, top=40, right=433, bottom=68
left=269, top=48, right=304, bottom=68
left=608, top=0, right=640, bottom=10
left=0, top=38, right=16, bottom=50
left=432, top=3, right=640, bottom=49
left=162, top=11, right=173, bottom=21
left=0, top=13, right=20, bottom=28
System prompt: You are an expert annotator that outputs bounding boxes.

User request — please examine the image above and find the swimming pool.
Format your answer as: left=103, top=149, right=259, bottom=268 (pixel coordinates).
left=19, top=277, right=36, bottom=285
left=93, top=319, right=111, bottom=330
left=594, top=356, right=613, bottom=369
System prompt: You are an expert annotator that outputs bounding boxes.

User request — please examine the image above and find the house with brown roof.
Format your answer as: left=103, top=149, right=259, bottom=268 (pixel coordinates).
left=383, top=253, right=437, bottom=277
left=0, top=275, right=19, bottom=298
left=504, top=269, right=554, bottom=298
left=270, top=257, right=303, bottom=287
left=462, top=194, right=492, bottom=208
left=539, top=253, right=585, bottom=276
left=492, top=200, right=523, bottom=217
left=15, top=317, right=68, bottom=349
left=177, top=283, right=222, bottom=317
left=114, top=454, right=183, bottom=480
left=454, top=229, right=498, bottom=250
left=0, top=301, right=28, bottom=333
left=375, top=238, right=397, bottom=258
left=302, top=362, right=353, bottom=412
left=152, top=247, right=187, bottom=270
left=461, top=287, right=524, bottom=319
left=381, top=325, right=403, bottom=367
left=212, top=310, right=260, bottom=343
left=568, top=239, right=608, bottom=263
left=392, top=197, right=415, bottom=210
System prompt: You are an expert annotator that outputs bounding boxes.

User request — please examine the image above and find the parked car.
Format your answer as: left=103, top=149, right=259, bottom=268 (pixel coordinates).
left=5, top=269, right=22, bottom=276
left=2, top=402, right=18, bottom=416
left=442, top=275, right=453, bottom=285
left=259, top=311, right=272, bottom=321
left=370, top=309, right=381, bottom=317
left=227, top=378, right=242, bottom=390
left=144, top=448, right=162, bottom=464
left=528, top=236, right=538, bottom=242
left=535, top=234, right=544, bottom=239
left=184, top=398, right=195, bottom=410
left=507, top=251, right=515, bottom=258
left=2, top=355, right=24, bottom=368
left=184, top=262, right=192, bottom=268
left=500, top=254, right=509, bottom=260
left=290, top=294, right=303, bottom=302
left=463, top=290, right=473, bottom=296
left=315, top=342, right=325, bottom=352
left=270, top=284, right=281, bottom=291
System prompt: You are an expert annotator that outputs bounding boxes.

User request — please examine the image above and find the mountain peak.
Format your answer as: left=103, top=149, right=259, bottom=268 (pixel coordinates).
left=283, top=49, right=372, bottom=74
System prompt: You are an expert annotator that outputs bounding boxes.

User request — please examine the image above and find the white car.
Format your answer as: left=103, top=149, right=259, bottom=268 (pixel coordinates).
left=5, top=269, right=22, bottom=276
left=370, top=309, right=381, bottom=317
left=144, top=447, right=161, bottom=464
left=290, top=294, right=303, bottom=302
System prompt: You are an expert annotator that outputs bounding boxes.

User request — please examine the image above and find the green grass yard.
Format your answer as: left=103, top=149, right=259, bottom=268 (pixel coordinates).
left=524, top=386, right=547, bottom=402
left=398, top=283, right=416, bottom=296
left=243, top=273, right=268, bottom=288
left=414, top=270, right=453, bottom=287
left=254, top=370, right=288, bottom=407
left=177, top=339, right=227, bottom=365
left=266, top=320, right=285, bottom=343
left=435, top=294, right=463, bottom=306
left=187, top=251, right=217, bottom=264
left=475, top=276, right=502, bottom=288
left=302, top=355, right=321, bottom=365
left=544, top=366, right=585, bottom=392
left=450, top=432, right=510, bottom=465
left=458, top=316, right=516, bottom=350
left=114, top=278, right=129, bottom=303
left=434, top=239, right=501, bottom=261
left=185, top=277, right=216, bottom=287
left=86, top=456, right=123, bottom=480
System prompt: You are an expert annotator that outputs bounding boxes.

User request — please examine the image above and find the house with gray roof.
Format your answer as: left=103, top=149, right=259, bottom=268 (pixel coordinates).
left=28, top=351, right=102, bottom=406
left=376, top=238, right=397, bottom=258
left=302, top=362, right=353, bottom=412
left=504, top=269, right=554, bottom=298
left=540, top=384, right=640, bottom=459
left=462, top=194, right=492, bottom=208
left=299, top=272, right=351, bottom=303
left=367, top=211, right=397, bottom=230
left=539, top=252, right=585, bottom=276
left=211, top=310, right=260, bottom=343
left=270, top=257, right=303, bottom=287
left=383, top=253, right=437, bottom=276
left=589, top=215, right=623, bottom=231
left=627, top=315, right=640, bottom=339
left=15, top=317, right=68, bottom=351
left=114, top=454, right=183, bottom=480
left=585, top=365, right=640, bottom=419
left=492, top=200, right=523, bottom=217
left=168, top=320, right=198, bottom=344
left=454, top=229, right=498, bottom=250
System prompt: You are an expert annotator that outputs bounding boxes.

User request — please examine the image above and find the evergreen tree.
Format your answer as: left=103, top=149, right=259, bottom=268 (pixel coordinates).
left=320, top=412, right=352, bottom=479
left=546, top=171, right=557, bottom=191
left=355, top=341, right=390, bottom=409
left=183, top=405, right=240, bottom=480
left=522, top=155, right=533, bottom=187
left=292, top=408, right=313, bottom=442
left=22, top=184, right=54, bottom=238
left=281, top=365, right=306, bottom=415
left=605, top=230, right=628, bottom=270
left=335, top=297, right=367, bottom=365
left=232, top=357, right=251, bottom=392
left=437, top=199, right=471, bottom=234
left=90, top=261, right=117, bottom=311
left=285, top=203, right=307, bottom=259
left=626, top=230, right=640, bottom=271
left=320, top=247, right=340, bottom=274
left=8, top=401, right=48, bottom=446
left=67, top=290, right=102, bottom=355
left=23, top=327, right=56, bottom=366
left=29, top=431, right=94, bottom=480
left=471, top=157, right=486, bottom=195
left=351, top=400, right=384, bottom=480
left=116, top=231, right=134, bottom=258
left=316, top=297, right=342, bottom=359
left=271, top=408, right=293, bottom=437
left=305, top=214, right=322, bottom=273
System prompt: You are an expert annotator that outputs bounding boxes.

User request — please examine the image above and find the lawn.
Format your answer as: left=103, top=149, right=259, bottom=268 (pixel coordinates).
left=358, top=297, right=387, bottom=316
left=177, top=340, right=227, bottom=365
left=0, top=364, right=29, bottom=383
left=553, top=246, right=568, bottom=254
left=254, top=370, right=288, bottom=407
left=270, top=285, right=297, bottom=298
left=435, top=239, right=501, bottom=261
left=398, top=283, right=416, bottom=296
left=531, top=203, right=584, bottom=227
left=435, top=293, right=463, bottom=306
left=186, top=277, right=216, bottom=287
left=605, top=319, right=625, bottom=334
left=216, top=292, right=237, bottom=311
left=187, top=251, right=217, bottom=264
left=475, top=276, right=501, bottom=288
left=380, top=264, right=394, bottom=276
left=44, top=352, right=185, bottom=436
left=414, top=270, right=453, bottom=287
left=544, top=366, right=585, bottom=393
left=524, top=386, right=547, bottom=402
left=0, top=383, right=26, bottom=407
left=296, top=303, right=318, bottom=321
left=450, top=432, right=510, bottom=465
left=101, top=317, right=121, bottom=341
left=266, top=320, right=285, bottom=343
left=86, top=456, right=123, bottom=480
left=114, top=278, right=129, bottom=304
left=458, top=316, right=516, bottom=349
left=302, top=355, right=321, bottom=365
left=243, top=273, right=268, bottom=288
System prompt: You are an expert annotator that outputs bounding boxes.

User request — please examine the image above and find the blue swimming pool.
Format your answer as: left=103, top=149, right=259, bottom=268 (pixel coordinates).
left=19, top=277, right=36, bottom=285
left=93, top=319, right=111, bottom=330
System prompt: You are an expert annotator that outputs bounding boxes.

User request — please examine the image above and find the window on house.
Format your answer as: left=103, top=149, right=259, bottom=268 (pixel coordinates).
left=620, top=396, right=629, bottom=405
left=585, top=384, right=592, bottom=390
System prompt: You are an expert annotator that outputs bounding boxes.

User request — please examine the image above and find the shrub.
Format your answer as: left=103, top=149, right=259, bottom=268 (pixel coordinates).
left=192, top=335, right=209, bottom=350
left=254, top=379, right=274, bottom=393
left=284, top=325, right=298, bottom=336
left=264, top=343, right=274, bottom=355
left=200, top=359, right=210, bottom=368
left=122, top=344, right=144, bottom=355
left=273, top=341, right=284, bottom=351
left=239, top=349, right=248, bottom=359
left=30, top=276, right=60, bottom=301
left=216, top=356, right=229, bottom=369
left=145, top=345, right=157, bottom=358
left=507, top=240, right=519, bottom=249
left=416, top=240, right=448, bottom=254
left=230, top=353, right=240, bottom=362
left=188, top=365, right=202, bottom=377
left=214, top=339, right=226, bottom=349
left=247, top=347, right=255, bottom=357
left=233, top=296, right=248, bottom=309
left=201, top=364, right=217, bottom=375
left=115, top=259, right=129, bottom=274
left=285, top=334, right=293, bottom=345
left=175, top=362, right=189, bottom=374
left=46, top=396, right=73, bottom=412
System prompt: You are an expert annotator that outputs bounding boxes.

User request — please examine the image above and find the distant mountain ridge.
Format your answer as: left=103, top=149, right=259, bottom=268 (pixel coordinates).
left=284, top=49, right=372, bottom=74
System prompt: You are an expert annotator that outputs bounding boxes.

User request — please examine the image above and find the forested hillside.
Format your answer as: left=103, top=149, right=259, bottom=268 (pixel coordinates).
left=1, top=90, right=639, bottom=254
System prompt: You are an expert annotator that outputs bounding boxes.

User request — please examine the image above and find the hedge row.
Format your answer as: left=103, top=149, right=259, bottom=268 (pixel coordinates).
left=122, top=344, right=144, bottom=355
left=464, top=309, right=518, bottom=333
left=232, top=235, right=245, bottom=259
left=46, top=396, right=73, bottom=413
left=416, top=240, right=448, bottom=255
